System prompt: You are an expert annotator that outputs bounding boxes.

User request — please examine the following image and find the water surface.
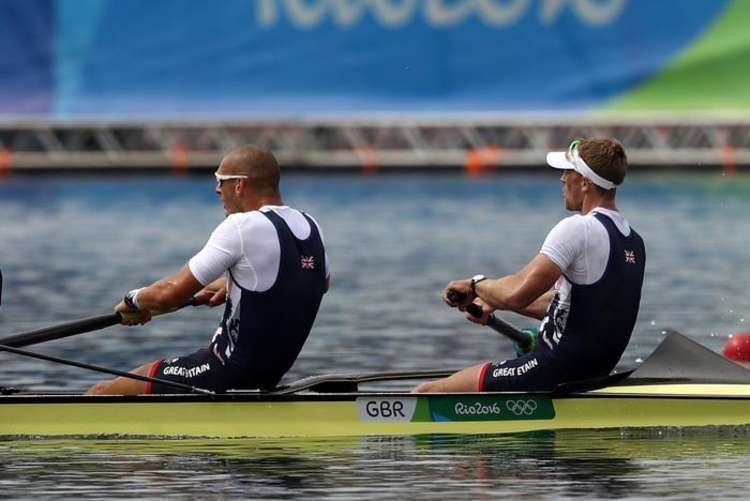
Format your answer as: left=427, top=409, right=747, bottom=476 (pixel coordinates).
left=1, top=172, right=749, bottom=498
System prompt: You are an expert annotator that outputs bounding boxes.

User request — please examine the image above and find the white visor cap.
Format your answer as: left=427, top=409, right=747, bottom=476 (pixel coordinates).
left=546, top=151, right=574, bottom=171
left=546, top=149, right=617, bottom=190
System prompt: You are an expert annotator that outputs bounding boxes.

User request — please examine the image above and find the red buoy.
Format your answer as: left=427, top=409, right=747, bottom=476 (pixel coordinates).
left=723, top=333, right=750, bottom=362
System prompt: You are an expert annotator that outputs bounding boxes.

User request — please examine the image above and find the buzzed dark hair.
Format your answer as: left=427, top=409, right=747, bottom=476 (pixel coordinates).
left=226, top=145, right=280, bottom=195
left=579, top=138, right=628, bottom=187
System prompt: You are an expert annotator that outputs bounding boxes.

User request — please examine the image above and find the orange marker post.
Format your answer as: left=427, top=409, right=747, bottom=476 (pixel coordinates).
left=721, top=144, right=736, bottom=176
left=465, top=146, right=502, bottom=177
left=359, top=146, right=379, bottom=175
left=0, top=147, right=12, bottom=177
left=170, top=143, right=189, bottom=175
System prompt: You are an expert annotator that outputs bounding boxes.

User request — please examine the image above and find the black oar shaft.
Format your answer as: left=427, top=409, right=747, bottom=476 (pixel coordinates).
left=0, top=299, right=199, bottom=349
left=447, top=288, right=533, bottom=349
left=0, top=343, right=212, bottom=395
left=0, top=313, right=122, bottom=348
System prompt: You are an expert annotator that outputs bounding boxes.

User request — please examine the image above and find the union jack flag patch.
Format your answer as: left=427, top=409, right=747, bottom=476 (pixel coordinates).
left=624, top=250, right=636, bottom=264
left=301, top=256, right=315, bottom=269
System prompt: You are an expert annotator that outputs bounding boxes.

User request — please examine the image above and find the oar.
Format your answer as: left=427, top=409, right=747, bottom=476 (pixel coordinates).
left=447, top=289, right=534, bottom=351
left=0, top=342, right=213, bottom=394
left=1, top=313, right=124, bottom=349
left=0, top=299, right=198, bottom=349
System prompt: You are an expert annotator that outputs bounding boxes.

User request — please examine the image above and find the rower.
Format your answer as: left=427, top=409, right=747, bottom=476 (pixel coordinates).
left=416, top=138, right=645, bottom=392
left=87, top=146, right=330, bottom=395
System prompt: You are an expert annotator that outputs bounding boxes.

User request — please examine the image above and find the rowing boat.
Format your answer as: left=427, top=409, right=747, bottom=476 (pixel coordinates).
left=2, top=331, right=750, bottom=439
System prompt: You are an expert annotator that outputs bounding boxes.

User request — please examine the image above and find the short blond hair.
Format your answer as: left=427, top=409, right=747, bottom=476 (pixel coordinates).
left=579, top=138, right=628, bottom=187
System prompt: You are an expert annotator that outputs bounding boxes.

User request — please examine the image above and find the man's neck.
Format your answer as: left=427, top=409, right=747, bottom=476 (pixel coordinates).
left=581, top=194, right=616, bottom=215
left=241, top=194, right=284, bottom=212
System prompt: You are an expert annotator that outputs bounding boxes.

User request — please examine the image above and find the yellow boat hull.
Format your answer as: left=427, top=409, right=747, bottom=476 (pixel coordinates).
left=3, top=385, right=750, bottom=439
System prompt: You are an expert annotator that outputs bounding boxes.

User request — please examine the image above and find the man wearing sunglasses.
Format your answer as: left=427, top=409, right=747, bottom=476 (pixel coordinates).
left=417, top=138, right=645, bottom=393
left=88, top=145, right=329, bottom=394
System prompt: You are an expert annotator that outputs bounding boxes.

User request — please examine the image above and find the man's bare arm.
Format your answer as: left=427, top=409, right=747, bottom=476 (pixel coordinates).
left=121, top=264, right=204, bottom=312
left=514, top=289, right=556, bottom=320
left=475, top=254, right=561, bottom=317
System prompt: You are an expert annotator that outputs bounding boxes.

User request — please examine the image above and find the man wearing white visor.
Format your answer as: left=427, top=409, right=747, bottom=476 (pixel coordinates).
left=418, top=138, right=645, bottom=393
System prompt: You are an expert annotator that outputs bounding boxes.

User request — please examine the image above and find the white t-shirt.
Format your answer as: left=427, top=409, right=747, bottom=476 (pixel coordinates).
left=541, top=207, right=630, bottom=286
left=188, top=206, right=329, bottom=303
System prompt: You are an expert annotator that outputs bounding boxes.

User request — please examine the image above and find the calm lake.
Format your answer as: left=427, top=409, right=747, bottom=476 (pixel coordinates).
left=1, top=172, right=749, bottom=498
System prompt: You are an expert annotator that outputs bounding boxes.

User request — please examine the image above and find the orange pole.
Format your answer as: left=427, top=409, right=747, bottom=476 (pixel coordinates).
left=170, top=143, right=189, bottom=175
left=465, top=148, right=482, bottom=177
left=721, top=144, right=737, bottom=175
left=0, top=147, right=12, bottom=176
left=465, top=146, right=502, bottom=177
left=360, top=146, right=379, bottom=175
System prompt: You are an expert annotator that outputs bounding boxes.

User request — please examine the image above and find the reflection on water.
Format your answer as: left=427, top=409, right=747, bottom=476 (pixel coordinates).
left=4, top=428, right=750, bottom=499
left=1, top=172, right=750, bottom=498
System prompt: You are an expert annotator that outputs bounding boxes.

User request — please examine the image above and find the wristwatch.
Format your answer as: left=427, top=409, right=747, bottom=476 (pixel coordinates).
left=123, top=288, right=143, bottom=311
left=470, top=274, right=486, bottom=295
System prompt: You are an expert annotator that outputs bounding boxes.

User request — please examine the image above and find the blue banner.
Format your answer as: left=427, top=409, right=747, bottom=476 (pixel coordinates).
left=0, top=0, right=733, bottom=117
left=0, top=0, right=54, bottom=114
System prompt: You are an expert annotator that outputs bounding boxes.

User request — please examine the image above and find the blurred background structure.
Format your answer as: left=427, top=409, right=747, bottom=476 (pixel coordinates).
left=1, top=0, right=749, bottom=172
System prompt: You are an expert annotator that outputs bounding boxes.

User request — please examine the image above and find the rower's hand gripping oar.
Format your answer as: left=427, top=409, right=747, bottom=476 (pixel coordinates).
left=0, top=299, right=199, bottom=349
left=447, top=289, right=535, bottom=353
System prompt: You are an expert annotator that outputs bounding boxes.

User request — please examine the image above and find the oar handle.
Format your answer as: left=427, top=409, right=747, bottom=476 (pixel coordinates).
left=447, top=288, right=534, bottom=350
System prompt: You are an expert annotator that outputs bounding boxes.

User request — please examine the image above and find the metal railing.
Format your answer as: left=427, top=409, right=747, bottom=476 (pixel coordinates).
left=1, top=116, right=750, bottom=172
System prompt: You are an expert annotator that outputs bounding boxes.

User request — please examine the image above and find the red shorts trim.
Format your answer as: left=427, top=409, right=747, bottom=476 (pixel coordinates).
left=145, top=358, right=163, bottom=395
left=477, top=362, right=491, bottom=392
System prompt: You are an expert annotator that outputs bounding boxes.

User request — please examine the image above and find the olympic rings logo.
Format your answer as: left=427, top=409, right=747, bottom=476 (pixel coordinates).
left=505, top=399, right=538, bottom=416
